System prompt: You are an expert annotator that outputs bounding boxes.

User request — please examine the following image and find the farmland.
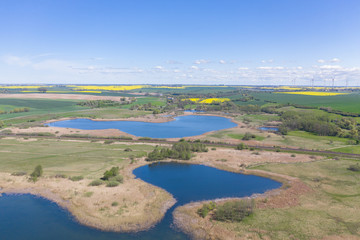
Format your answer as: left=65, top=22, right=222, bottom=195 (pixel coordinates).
left=0, top=85, right=360, bottom=239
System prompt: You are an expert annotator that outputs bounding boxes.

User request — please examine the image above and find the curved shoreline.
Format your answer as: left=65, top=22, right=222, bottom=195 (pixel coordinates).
left=41, top=113, right=240, bottom=140
left=0, top=160, right=177, bottom=233
left=0, top=136, right=313, bottom=236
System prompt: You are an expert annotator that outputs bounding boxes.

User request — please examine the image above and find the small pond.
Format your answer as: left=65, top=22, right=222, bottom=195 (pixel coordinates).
left=0, top=162, right=281, bottom=240
left=259, top=127, right=279, bottom=132
left=46, top=115, right=237, bottom=138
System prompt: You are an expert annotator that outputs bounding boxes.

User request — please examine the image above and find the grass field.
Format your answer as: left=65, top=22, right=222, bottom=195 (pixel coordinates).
left=251, top=92, right=360, bottom=114
left=0, top=138, right=154, bottom=178
left=219, top=158, right=360, bottom=239
left=0, top=98, right=86, bottom=120
left=121, top=97, right=166, bottom=109
left=331, top=146, right=360, bottom=154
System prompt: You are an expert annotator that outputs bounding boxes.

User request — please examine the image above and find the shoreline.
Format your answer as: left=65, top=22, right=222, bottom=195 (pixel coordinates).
left=0, top=159, right=176, bottom=233
left=0, top=138, right=315, bottom=235
left=23, top=112, right=239, bottom=140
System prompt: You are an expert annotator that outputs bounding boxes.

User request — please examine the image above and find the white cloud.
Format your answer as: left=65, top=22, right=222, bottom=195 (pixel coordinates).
left=3, top=55, right=32, bottom=67
left=194, top=59, right=210, bottom=64
left=238, top=67, right=249, bottom=70
left=320, top=65, right=342, bottom=70
left=166, top=60, right=182, bottom=64
left=317, top=59, right=326, bottom=63
left=261, top=59, right=274, bottom=63
left=219, top=60, right=226, bottom=64
left=190, top=65, right=199, bottom=70
left=153, top=65, right=164, bottom=70
left=330, top=58, right=340, bottom=63
left=257, top=66, right=284, bottom=70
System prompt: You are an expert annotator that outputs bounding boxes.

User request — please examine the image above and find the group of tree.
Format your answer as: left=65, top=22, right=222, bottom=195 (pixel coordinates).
left=279, top=110, right=360, bottom=141
left=0, top=108, right=30, bottom=114
left=197, top=199, right=254, bottom=222
left=129, top=102, right=164, bottom=114
left=89, top=166, right=123, bottom=187
left=77, top=100, right=127, bottom=108
left=146, top=141, right=208, bottom=161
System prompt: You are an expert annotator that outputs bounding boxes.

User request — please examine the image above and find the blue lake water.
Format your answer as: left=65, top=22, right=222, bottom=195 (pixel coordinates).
left=259, top=127, right=279, bottom=132
left=45, top=115, right=237, bottom=138
left=0, top=162, right=281, bottom=240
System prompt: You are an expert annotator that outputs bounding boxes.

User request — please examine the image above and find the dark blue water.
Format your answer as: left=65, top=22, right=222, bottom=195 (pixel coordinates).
left=0, top=163, right=281, bottom=240
left=46, top=115, right=236, bottom=138
left=259, top=127, right=279, bottom=132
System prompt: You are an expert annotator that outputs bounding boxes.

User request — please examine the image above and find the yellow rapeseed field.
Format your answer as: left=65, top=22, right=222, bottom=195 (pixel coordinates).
left=67, top=85, right=147, bottom=91
left=182, top=98, right=230, bottom=103
left=276, top=91, right=349, bottom=96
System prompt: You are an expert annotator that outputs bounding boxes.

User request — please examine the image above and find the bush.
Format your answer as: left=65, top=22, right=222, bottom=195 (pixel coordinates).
left=197, top=201, right=216, bottom=218
left=111, top=201, right=119, bottom=206
left=109, top=175, right=123, bottom=183
left=106, top=181, right=119, bottom=187
left=69, top=176, right=84, bottom=181
left=102, top=167, right=119, bottom=180
left=347, top=163, right=360, bottom=172
left=236, top=143, right=247, bottom=150
left=124, top=148, right=132, bottom=152
left=11, top=171, right=27, bottom=176
left=54, top=174, right=67, bottom=178
left=242, top=132, right=256, bottom=140
left=213, top=200, right=254, bottom=222
left=30, top=165, right=43, bottom=182
left=104, top=140, right=114, bottom=144
left=89, top=179, right=104, bottom=186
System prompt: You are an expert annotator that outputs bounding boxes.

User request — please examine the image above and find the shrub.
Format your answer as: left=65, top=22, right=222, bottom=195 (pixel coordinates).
left=236, top=143, right=247, bottom=150
left=197, top=201, right=216, bottom=218
left=89, top=179, right=104, bottom=186
left=211, top=147, right=216, bottom=150
left=102, top=167, right=119, bottom=180
left=291, top=154, right=296, bottom=157
left=347, top=163, right=360, bottom=172
left=69, top=176, right=84, bottom=181
left=104, top=140, right=114, bottom=144
left=11, top=171, right=27, bottom=176
left=30, top=165, right=43, bottom=182
left=213, top=200, right=254, bottom=222
left=106, top=181, right=119, bottom=187
left=84, top=191, right=93, bottom=197
left=109, top=175, right=123, bottom=183
left=242, top=132, right=256, bottom=140
left=54, top=174, right=67, bottom=178
left=111, top=201, right=119, bottom=206
left=124, top=148, right=132, bottom=152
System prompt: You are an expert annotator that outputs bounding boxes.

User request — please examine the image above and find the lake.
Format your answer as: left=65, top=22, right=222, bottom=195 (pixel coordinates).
left=0, top=162, right=281, bottom=240
left=45, top=115, right=237, bottom=138
left=259, top=127, right=279, bottom=132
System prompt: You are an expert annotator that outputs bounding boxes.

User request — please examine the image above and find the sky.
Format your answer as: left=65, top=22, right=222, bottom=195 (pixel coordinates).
left=1, top=0, right=360, bottom=86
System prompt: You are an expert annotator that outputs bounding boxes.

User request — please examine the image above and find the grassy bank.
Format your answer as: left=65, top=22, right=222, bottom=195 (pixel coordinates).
left=174, top=157, right=360, bottom=239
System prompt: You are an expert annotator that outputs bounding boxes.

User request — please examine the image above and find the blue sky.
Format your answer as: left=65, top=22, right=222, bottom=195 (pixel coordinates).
left=1, top=0, right=360, bottom=85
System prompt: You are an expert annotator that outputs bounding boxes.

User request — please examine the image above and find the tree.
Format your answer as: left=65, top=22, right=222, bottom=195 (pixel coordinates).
left=102, top=167, right=119, bottom=180
left=38, top=87, right=47, bottom=93
left=30, top=165, right=43, bottom=182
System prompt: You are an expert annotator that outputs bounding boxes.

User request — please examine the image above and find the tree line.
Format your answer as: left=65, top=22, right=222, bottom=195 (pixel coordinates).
left=146, top=141, right=208, bottom=161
